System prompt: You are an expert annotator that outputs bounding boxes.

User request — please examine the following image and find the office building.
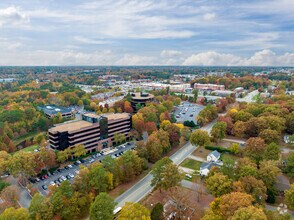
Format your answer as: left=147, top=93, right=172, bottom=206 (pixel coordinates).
left=48, top=113, right=131, bottom=152
left=37, top=105, right=73, bottom=119
left=194, top=83, right=225, bottom=91
left=130, top=92, right=154, bottom=112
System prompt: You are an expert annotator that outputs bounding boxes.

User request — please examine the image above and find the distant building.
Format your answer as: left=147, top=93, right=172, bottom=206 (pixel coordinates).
left=194, top=83, right=225, bottom=91
left=37, top=105, right=73, bottom=119
left=130, top=92, right=154, bottom=112
left=0, top=78, right=15, bottom=83
left=212, top=90, right=235, bottom=97
left=48, top=113, right=131, bottom=152
left=207, top=150, right=221, bottom=162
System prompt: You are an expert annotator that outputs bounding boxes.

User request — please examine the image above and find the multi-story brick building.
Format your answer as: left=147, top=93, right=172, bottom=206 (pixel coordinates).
left=48, top=113, right=131, bottom=152
left=194, top=83, right=225, bottom=91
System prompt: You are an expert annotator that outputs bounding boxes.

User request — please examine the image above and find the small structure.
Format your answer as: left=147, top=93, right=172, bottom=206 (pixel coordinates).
left=37, top=105, right=73, bottom=119
left=199, top=162, right=220, bottom=176
left=284, top=135, right=294, bottom=145
left=207, top=150, right=220, bottom=162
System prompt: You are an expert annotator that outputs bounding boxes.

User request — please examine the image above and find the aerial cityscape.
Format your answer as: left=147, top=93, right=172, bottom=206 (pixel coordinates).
left=0, top=1, right=294, bottom=220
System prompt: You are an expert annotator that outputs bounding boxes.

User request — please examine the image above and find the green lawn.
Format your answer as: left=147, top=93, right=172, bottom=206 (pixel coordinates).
left=220, top=153, right=238, bottom=161
left=181, top=159, right=201, bottom=171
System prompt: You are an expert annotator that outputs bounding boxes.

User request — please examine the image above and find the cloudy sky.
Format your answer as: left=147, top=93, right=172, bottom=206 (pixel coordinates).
left=0, top=0, right=294, bottom=66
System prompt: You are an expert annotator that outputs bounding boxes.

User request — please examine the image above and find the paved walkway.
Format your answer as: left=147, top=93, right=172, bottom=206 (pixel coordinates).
left=188, top=155, right=206, bottom=162
left=179, top=166, right=195, bottom=174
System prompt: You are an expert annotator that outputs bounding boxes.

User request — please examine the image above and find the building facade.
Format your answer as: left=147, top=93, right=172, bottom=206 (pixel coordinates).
left=194, top=83, right=225, bottom=91
left=48, top=113, right=131, bottom=152
left=37, top=105, right=73, bottom=119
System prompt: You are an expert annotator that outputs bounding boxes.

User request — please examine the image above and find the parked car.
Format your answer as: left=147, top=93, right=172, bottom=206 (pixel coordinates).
left=69, top=173, right=74, bottom=178
left=50, top=181, right=56, bottom=186
left=35, top=178, right=41, bottom=182
left=29, top=178, right=36, bottom=183
left=89, top=158, right=95, bottom=163
left=66, top=175, right=71, bottom=180
left=126, top=142, right=131, bottom=146
left=75, top=170, right=80, bottom=175
left=80, top=159, right=86, bottom=163
left=54, top=180, right=60, bottom=185
left=42, top=185, right=48, bottom=190
left=61, top=176, right=66, bottom=181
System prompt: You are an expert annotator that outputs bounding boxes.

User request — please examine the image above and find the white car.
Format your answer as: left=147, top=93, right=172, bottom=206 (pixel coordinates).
left=69, top=173, right=75, bottom=178
left=75, top=170, right=80, bottom=175
left=61, top=176, right=67, bottom=181
left=50, top=181, right=56, bottom=186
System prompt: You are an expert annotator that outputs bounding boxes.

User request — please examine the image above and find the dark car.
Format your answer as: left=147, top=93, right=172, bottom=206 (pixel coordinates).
left=29, top=178, right=36, bottom=183
left=57, top=168, right=64, bottom=173
left=66, top=175, right=71, bottom=180
left=80, top=159, right=86, bottom=163
left=190, top=114, right=193, bottom=117
left=42, top=185, right=48, bottom=190
left=126, top=142, right=131, bottom=146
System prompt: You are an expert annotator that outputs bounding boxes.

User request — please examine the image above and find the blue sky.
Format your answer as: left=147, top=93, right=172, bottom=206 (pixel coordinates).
left=0, top=0, right=293, bottom=66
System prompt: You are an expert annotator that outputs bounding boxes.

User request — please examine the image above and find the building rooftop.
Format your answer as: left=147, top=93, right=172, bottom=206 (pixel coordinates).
left=49, top=120, right=93, bottom=133
left=131, top=92, right=154, bottom=100
left=83, top=113, right=101, bottom=119
left=208, top=150, right=221, bottom=159
left=38, top=105, right=72, bottom=115
left=103, top=113, right=130, bottom=121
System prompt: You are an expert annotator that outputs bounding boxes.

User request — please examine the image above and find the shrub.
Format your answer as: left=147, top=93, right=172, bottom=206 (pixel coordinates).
left=0, top=181, right=10, bottom=192
left=151, top=203, right=163, bottom=220
left=205, top=145, right=232, bottom=153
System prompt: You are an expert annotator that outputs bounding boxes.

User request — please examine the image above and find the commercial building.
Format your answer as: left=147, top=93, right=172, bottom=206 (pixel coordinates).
left=140, top=82, right=191, bottom=92
left=194, top=83, right=225, bottom=91
left=37, top=105, right=73, bottom=119
left=130, top=92, right=154, bottom=112
left=48, top=113, right=131, bottom=152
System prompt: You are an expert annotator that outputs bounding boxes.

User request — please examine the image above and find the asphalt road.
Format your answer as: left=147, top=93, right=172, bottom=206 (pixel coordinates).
left=35, top=142, right=135, bottom=196
left=236, top=90, right=258, bottom=103
left=174, top=102, right=204, bottom=124
left=115, top=120, right=216, bottom=208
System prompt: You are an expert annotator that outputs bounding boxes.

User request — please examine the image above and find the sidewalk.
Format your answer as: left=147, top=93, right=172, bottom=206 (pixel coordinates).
left=188, top=155, right=206, bottom=162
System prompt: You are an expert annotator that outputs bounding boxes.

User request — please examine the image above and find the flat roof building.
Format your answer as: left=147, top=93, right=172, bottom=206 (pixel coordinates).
left=194, top=83, right=225, bottom=91
left=37, top=105, right=73, bottom=119
left=130, top=92, right=154, bottom=112
left=48, top=113, right=131, bottom=152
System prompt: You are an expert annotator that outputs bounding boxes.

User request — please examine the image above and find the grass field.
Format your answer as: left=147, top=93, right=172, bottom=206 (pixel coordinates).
left=13, top=131, right=41, bottom=146
left=181, top=158, right=201, bottom=171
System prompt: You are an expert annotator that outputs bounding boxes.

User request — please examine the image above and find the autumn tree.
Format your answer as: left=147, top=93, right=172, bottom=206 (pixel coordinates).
left=285, top=184, right=294, bottom=210
left=211, top=122, right=227, bottom=143
left=88, top=162, right=110, bottom=194
left=113, top=133, right=126, bottom=145
left=206, top=173, right=232, bottom=197
left=244, top=137, right=265, bottom=163
left=231, top=206, right=267, bottom=220
left=258, top=160, right=281, bottom=189
left=145, top=134, right=163, bottom=163
left=118, top=202, right=151, bottom=220
left=165, top=124, right=181, bottom=148
left=29, top=193, right=54, bottom=220
left=285, top=152, right=294, bottom=177
left=0, top=207, right=29, bottom=220
left=259, top=129, right=280, bottom=144
left=0, top=151, right=10, bottom=176
left=132, top=113, right=145, bottom=135
left=145, top=121, right=157, bottom=135
left=72, top=144, right=87, bottom=158
left=190, top=130, right=210, bottom=146
left=239, top=176, right=267, bottom=203
left=90, top=192, right=116, bottom=220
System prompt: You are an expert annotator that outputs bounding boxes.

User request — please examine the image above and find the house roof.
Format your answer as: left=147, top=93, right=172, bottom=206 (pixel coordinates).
left=200, top=162, right=221, bottom=171
left=208, top=150, right=221, bottom=159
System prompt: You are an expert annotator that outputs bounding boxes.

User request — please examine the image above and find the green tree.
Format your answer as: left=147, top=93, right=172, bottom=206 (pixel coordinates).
left=264, top=143, right=281, bottom=161
left=146, top=134, right=163, bottom=163
left=33, top=133, right=46, bottom=145
left=206, top=173, right=232, bottom=197
left=118, top=202, right=151, bottom=220
left=29, top=193, right=54, bottom=220
left=0, top=207, right=29, bottom=220
left=211, top=122, right=227, bottom=143
left=240, top=176, right=267, bottom=203
left=285, top=183, right=294, bottom=210
left=230, top=143, right=240, bottom=154
left=151, top=157, right=173, bottom=191
left=88, top=163, right=109, bottom=194
left=56, top=149, right=69, bottom=163
left=192, top=89, right=198, bottom=102
left=190, top=130, right=210, bottom=146
left=90, top=192, right=117, bottom=220
left=285, top=152, right=294, bottom=176
left=113, top=133, right=125, bottom=145
left=258, top=160, right=281, bottom=188
left=151, top=203, right=163, bottom=220
left=72, top=144, right=87, bottom=158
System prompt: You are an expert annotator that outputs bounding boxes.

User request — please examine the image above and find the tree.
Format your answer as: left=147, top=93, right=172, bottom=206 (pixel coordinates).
left=258, top=160, right=281, bottom=188
left=151, top=203, right=163, bottom=220
left=90, top=192, right=116, bottom=220
left=285, top=112, right=294, bottom=134
left=264, top=143, right=281, bottom=161
left=233, top=121, right=246, bottom=138
left=231, top=206, right=267, bottom=220
left=160, top=120, right=171, bottom=130
left=113, top=133, right=125, bottom=145
left=0, top=151, right=11, bottom=176
left=159, top=163, right=183, bottom=191
left=181, top=127, right=191, bottom=141
left=220, top=157, right=236, bottom=180
left=285, top=152, right=294, bottom=176
left=244, top=137, right=265, bottom=163
left=57, top=149, right=69, bottom=163
left=33, top=133, right=45, bottom=145
left=190, top=130, right=210, bottom=146
left=151, top=157, right=173, bottom=190
left=165, top=124, right=181, bottom=148
left=29, top=193, right=54, bottom=220
left=118, top=202, right=151, bottom=220
left=0, top=185, right=19, bottom=207
left=88, top=163, right=109, bottom=194
left=285, top=183, right=294, bottom=210
left=259, top=129, right=280, bottom=144
left=206, top=173, right=232, bottom=197
left=0, top=207, right=29, bottom=220
left=239, top=176, right=267, bottom=203
left=132, top=113, right=145, bottom=135
left=210, top=192, right=254, bottom=219
left=146, top=134, right=163, bottom=163
left=211, top=122, right=227, bottom=143
left=230, top=143, right=240, bottom=154
left=145, top=121, right=157, bottom=135
left=72, top=144, right=87, bottom=158
left=192, top=89, right=198, bottom=102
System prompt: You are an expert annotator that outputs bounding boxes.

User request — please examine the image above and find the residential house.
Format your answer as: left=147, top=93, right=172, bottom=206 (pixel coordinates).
left=207, top=150, right=221, bottom=162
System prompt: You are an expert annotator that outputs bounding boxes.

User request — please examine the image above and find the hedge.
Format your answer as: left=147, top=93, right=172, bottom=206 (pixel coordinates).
left=205, top=145, right=232, bottom=153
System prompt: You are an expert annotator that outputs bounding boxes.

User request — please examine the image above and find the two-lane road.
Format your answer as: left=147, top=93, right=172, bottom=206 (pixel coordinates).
left=115, top=121, right=215, bottom=208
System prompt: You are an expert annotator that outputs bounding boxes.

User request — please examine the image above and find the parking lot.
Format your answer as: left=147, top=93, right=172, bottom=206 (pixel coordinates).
left=174, top=102, right=204, bottom=124
left=33, top=142, right=136, bottom=195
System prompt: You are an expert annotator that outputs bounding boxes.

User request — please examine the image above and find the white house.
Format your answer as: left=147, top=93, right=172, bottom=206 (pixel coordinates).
left=200, top=162, right=220, bottom=176
left=207, top=150, right=221, bottom=162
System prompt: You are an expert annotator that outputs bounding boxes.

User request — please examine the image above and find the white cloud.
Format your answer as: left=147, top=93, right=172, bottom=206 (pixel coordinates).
left=74, top=36, right=113, bottom=45
left=161, top=50, right=182, bottom=57
left=115, top=54, right=156, bottom=66
left=182, top=50, right=294, bottom=66
left=0, top=6, right=29, bottom=27
left=203, top=13, right=216, bottom=21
